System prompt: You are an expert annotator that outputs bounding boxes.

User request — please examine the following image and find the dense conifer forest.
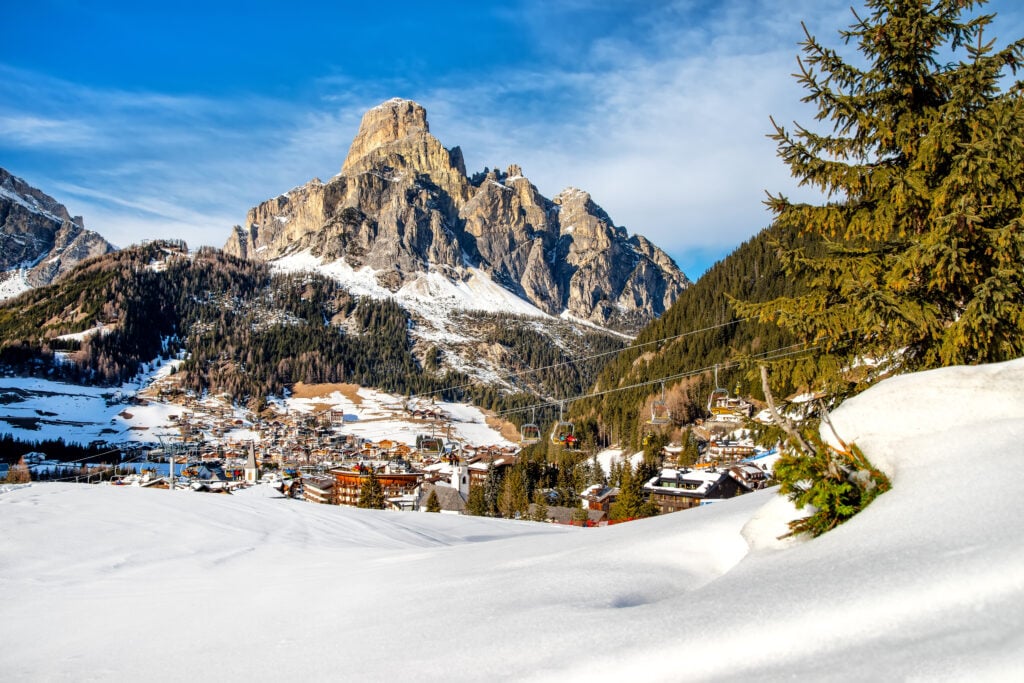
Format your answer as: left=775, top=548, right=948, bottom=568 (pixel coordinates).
left=571, top=222, right=824, bottom=449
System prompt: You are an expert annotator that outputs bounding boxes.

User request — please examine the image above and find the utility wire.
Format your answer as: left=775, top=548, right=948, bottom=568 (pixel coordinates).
left=408, top=317, right=750, bottom=402
left=495, top=340, right=819, bottom=419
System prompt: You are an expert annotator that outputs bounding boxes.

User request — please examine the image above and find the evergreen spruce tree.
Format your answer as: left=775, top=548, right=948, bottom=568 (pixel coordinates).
left=357, top=469, right=385, bottom=509
left=587, top=454, right=606, bottom=487
left=498, top=466, right=530, bottom=519
left=425, top=488, right=441, bottom=513
left=678, top=429, right=700, bottom=468
left=611, top=460, right=659, bottom=522
left=483, top=461, right=502, bottom=516
left=466, top=484, right=488, bottom=516
left=737, top=0, right=1024, bottom=394
left=530, top=488, right=549, bottom=522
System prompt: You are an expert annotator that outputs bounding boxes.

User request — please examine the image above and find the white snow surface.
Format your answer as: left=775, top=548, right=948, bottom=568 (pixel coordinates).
left=0, top=370, right=509, bottom=448
left=272, top=249, right=553, bottom=318
left=3, top=359, right=1024, bottom=681
left=0, top=270, right=31, bottom=301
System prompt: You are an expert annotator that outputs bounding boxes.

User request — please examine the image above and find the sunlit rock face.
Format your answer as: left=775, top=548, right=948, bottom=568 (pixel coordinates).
left=0, top=168, right=114, bottom=298
left=224, top=99, right=689, bottom=332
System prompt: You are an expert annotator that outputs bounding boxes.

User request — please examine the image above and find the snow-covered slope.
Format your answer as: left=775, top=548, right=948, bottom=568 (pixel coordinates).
left=273, top=249, right=552, bottom=319
left=0, top=369, right=511, bottom=449
left=2, top=359, right=1023, bottom=681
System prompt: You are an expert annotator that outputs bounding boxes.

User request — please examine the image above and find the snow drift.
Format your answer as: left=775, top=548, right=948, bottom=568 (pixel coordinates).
left=2, top=359, right=1023, bottom=681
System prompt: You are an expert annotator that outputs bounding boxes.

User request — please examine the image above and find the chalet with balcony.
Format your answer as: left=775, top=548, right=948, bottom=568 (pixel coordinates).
left=329, top=466, right=421, bottom=507
left=643, top=467, right=744, bottom=514
left=302, top=475, right=336, bottom=504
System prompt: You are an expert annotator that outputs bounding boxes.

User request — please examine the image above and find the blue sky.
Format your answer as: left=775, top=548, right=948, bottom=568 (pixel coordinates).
left=3, top=1, right=1023, bottom=279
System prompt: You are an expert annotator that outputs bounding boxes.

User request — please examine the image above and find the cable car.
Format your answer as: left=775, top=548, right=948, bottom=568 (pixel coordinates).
left=648, top=381, right=671, bottom=425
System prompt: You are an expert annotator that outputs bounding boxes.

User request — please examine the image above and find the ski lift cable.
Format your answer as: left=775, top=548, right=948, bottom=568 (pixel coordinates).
left=494, top=340, right=821, bottom=419
left=407, top=317, right=752, bottom=402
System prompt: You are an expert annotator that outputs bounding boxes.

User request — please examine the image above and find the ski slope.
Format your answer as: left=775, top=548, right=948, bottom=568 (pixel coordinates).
left=2, top=358, right=1023, bottom=681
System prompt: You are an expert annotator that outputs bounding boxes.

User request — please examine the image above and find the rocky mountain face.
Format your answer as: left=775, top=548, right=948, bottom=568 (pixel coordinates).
left=224, top=98, right=689, bottom=333
left=0, top=168, right=115, bottom=299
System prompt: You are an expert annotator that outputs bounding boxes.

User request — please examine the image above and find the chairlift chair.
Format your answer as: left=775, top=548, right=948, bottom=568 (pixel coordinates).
left=707, top=364, right=732, bottom=415
left=648, top=381, right=671, bottom=425
left=520, top=423, right=541, bottom=445
left=419, top=435, right=443, bottom=455
left=520, top=408, right=542, bottom=445
left=549, top=402, right=577, bottom=448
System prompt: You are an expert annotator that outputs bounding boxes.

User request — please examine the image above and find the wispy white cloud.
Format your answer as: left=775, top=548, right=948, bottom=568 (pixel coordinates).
left=414, top=1, right=856, bottom=273
left=0, top=114, right=101, bottom=149
left=3, top=0, right=1022, bottom=277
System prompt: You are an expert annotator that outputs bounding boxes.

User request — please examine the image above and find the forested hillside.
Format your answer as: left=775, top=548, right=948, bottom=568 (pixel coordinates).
left=571, top=222, right=822, bottom=448
left=0, top=243, right=621, bottom=412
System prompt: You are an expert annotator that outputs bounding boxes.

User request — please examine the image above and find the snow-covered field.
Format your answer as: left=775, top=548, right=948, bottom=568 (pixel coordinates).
left=0, top=367, right=511, bottom=449
left=2, top=359, right=1023, bottom=681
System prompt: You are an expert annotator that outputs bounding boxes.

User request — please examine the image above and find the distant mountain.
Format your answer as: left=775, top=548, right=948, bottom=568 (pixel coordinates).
left=224, top=98, right=689, bottom=335
left=0, top=168, right=115, bottom=300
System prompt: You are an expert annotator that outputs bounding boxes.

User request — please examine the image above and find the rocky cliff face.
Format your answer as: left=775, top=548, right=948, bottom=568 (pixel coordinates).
left=224, top=98, right=689, bottom=332
left=0, top=168, right=115, bottom=299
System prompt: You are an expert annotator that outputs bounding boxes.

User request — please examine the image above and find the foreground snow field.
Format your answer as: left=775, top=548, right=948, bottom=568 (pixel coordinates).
left=2, top=359, right=1023, bottom=681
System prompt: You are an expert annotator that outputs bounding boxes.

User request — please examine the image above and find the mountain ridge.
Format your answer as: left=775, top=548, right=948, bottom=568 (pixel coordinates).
left=224, top=98, right=689, bottom=334
left=0, top=168, right=115, bottom=300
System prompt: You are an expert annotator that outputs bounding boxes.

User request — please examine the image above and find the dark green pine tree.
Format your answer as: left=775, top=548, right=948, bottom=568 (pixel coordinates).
left=425, top=488, right=442, bottom=513
left=530, top=488, right=549, bottom=522
left=483, top=461, right=502, bottom=516
left=357, top=469, right=386, bottom=509
left=498, top=466, right=530, bottom=519
left=466, top=484, right=488, bottom=516
left=737, top=0, right=1024, bottom=396
left=609, top=462, right=658, bottom=522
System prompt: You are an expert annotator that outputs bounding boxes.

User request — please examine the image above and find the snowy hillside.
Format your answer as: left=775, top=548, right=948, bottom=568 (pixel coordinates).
left=273, top=250, right=553, bottom=320
left=0, top=366, right=511, bottom=449
left=2, top=359, right=1023, bottom=681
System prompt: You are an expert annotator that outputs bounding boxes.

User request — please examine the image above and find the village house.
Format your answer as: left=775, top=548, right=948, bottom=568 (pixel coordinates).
left=706, top=440, right=758, bottom=460
left=642, top=467, right=744, bottom=514
left=466, top=452, right=518, bottom=488
left=727, top=462, right=772, bottom=491
left=580, top=484, right=618, bottom=513
left=414, top=482, right=468, bottom=514
left=302, top=475, right=336, bottom=504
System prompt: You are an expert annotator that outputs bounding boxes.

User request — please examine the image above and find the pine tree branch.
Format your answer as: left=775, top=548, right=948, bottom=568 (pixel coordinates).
left=760, top=364, right=815, bottom=457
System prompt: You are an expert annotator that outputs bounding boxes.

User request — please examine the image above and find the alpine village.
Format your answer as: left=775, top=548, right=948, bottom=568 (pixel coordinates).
left=3, top=0, right=1023, bottom=608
